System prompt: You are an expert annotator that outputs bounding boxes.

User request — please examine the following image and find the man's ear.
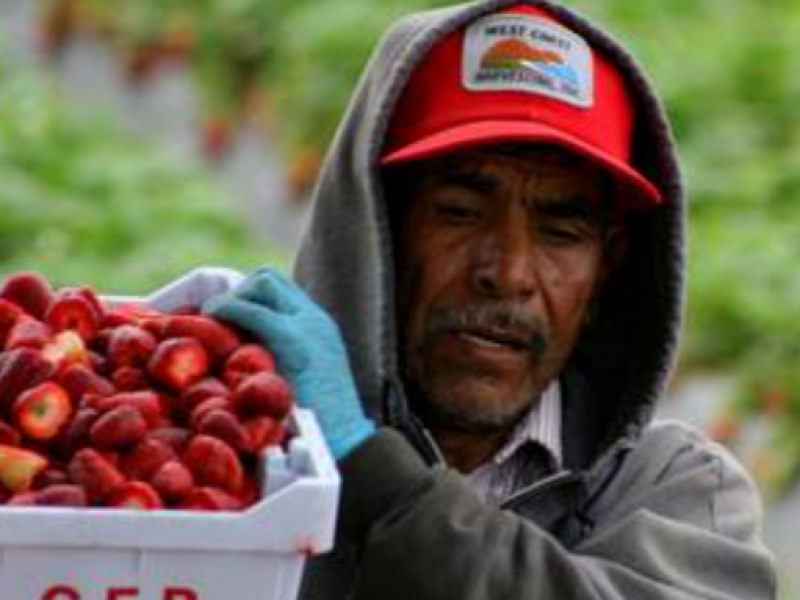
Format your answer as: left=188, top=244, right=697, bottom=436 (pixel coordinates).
left=598, top=223, right=628, bottom=289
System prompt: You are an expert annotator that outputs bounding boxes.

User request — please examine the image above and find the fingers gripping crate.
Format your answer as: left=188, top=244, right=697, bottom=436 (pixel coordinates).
left=0, top=409, right=340, bottom=600
left=0, top=268, right=341, bottom=600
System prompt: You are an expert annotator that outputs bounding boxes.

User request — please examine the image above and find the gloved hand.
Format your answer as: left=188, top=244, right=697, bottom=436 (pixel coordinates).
left=203, top=268, right=375, bottom=460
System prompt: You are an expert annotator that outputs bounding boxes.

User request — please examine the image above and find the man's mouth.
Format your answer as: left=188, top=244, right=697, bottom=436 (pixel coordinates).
left=454, top=327, right=531, bottom=352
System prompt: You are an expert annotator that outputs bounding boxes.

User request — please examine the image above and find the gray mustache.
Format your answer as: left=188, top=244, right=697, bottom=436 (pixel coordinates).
left=423, top=301, right=547, bottom=358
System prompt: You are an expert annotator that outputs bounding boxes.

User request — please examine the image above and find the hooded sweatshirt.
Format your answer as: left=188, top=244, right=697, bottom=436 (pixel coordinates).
left=293, top=1, right=777, bottom=598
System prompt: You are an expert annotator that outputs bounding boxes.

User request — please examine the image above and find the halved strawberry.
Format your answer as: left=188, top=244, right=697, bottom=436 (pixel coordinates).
left=45, top=288, right=102, bottom=342
left=13, top=381, right=72, bottom=442
left=0, top=272, right=54, bottom=319
left=0, top=444, right=49, bottom=493
left=148, top=337, right=209, bottom=392
left=42, top=330, right=90, bottom=370
left=0, top=347, right=56, bottom=414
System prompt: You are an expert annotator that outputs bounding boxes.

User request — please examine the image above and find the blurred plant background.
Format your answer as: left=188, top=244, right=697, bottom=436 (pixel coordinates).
left=2, top=0, right=800, bottom=595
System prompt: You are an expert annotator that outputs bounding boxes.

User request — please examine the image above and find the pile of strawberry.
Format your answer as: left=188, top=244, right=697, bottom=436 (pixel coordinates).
left=0, top=272, right=293, bottom=511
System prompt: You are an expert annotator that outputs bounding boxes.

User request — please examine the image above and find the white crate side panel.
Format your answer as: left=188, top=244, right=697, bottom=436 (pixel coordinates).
left=0, top=547, right=304, bottom=600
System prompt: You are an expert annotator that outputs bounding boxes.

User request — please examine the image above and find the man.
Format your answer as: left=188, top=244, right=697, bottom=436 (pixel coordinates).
left=206, top=1, right=776, bottom=598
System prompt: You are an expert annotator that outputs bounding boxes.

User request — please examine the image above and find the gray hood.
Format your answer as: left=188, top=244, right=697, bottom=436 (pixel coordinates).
left=294, top=0, right=685, bottom=464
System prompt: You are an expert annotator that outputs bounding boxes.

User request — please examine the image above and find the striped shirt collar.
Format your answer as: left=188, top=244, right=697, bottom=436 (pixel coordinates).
left=489, top=380, right=562, bottom=467
left=467, top=381, right=563, bottom=504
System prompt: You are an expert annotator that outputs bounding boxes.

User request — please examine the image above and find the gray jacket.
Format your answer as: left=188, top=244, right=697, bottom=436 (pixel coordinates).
left=293, top=0, right=777, bottom=598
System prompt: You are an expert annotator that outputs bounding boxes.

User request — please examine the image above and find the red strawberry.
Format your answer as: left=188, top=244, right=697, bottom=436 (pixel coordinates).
left=0, top=272, right=54, bottom=319
left=222, top=344, right=276, bottom=388
left=68, top=448, right=125, bottom=502
left=189, top=397, right=233, bottom=431
left=71, top=286, right=105, bottom=323
left=5, top=491, right=38, bottom=506
left=177, top=377, right=229, bottom=417
left=33, top=467, right=70, bottom=488
left=107, top=325, right=157, bottom=368
left=45, top=288, right=102, bottom=341
left=0, top=299, right=24, bottom=345
left=232, top=372, right=293, bottom=419
left=183, top=435, right=243, bottom=492
left=57, top=407, right=99, bottom=457
left=146, top=426, right=191, bottom=454
left=237, top=475, right=259, bottom=508
left=148, top=337, right=209, bottom=392
left=102, top=303, right=161, bottom=328
left=196, top=409, right=249, bottom=452
left=163, top=315, right=241, bottom=362
left=150, top=459, right=194, bottom=502
left=42, top=330, right=90, bottom=370
left=32, top=484, right=88, bottom=507
left=111, top=366, right=149, bottom=391
left=93, top=390, right=162, bottom=427
left=0, top=444, right=49, bottom=493
left=106, top=481, right=163, bottom=510
left=4, top=315, right=52, bottom=350
left=122, top=438, right=175, bottom=480
left=179, top=486, right=243, bottom=511
left=0, top=421, right=22, bottom=446
left=13, top=381, right=73, bottom=441
left=58, top=363, right=115, bottom=401
left=243, top=416, right=287, bottom=454
left=89, top=405, right=148, bottom=449
left=0, top=347, right=57, bottom=414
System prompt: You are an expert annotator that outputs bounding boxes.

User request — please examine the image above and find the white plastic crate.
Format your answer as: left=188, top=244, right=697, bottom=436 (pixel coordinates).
left=0, top=409, right=340, bottom=600
left=0, top=268, right=341, bottom=600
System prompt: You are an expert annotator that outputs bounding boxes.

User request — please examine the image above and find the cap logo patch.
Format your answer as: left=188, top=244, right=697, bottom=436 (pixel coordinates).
left=463, top=14, right=593, bottom=107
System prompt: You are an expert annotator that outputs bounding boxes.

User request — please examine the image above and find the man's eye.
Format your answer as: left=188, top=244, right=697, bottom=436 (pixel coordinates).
left=539, top=225, right=588, bottom=245
left=436, top=202, right=482, bottom=222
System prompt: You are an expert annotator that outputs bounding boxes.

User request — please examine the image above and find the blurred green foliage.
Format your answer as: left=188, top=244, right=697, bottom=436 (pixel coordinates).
left=0, top=60, right=285, bottom=296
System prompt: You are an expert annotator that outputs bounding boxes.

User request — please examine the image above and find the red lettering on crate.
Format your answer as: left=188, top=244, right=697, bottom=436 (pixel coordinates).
left=108, top=588, right=139, bottom=600
left=164, top=589, right=199, bottom=600
left=42, top=587, right=80, bottom=600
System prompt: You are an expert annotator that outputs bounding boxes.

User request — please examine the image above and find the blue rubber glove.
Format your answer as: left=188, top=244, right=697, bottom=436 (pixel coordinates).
left=203, top=268, right=375, bottom=460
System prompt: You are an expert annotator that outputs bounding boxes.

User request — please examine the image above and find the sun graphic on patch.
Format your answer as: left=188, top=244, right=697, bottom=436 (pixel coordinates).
left=479, top=39, right=580, bottom=88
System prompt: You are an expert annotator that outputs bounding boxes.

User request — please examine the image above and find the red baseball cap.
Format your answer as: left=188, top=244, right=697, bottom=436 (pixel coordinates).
left=381, top=4, right=663, bottom=208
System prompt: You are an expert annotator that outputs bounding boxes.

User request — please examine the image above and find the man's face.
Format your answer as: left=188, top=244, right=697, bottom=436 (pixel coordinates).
left=394, top=145, right=615, bottom=433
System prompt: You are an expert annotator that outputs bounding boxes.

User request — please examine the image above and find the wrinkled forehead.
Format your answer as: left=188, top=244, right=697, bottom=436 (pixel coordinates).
left=382, top=143, right=615, bottom=215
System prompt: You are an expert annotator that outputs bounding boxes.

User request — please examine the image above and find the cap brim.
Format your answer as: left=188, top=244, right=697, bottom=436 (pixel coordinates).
left=380, top=120, right=663, bottom=209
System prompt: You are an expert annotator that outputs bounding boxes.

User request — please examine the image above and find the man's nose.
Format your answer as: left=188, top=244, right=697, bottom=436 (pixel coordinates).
left=471, top=222, right=537, bottom=298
